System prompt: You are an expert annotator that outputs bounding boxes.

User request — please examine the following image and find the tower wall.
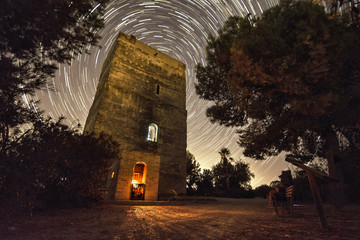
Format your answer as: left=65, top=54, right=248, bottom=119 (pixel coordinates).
left=84, top=32, right=187, bottom=200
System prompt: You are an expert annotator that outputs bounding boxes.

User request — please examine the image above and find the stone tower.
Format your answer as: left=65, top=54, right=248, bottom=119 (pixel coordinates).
left=84, top=32, right=187, bottom=200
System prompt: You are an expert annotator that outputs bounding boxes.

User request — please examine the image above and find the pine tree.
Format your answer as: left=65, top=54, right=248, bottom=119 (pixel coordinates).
left=0, top=0, right=108, bottom=155
left=196, top=0, right=360, bottom=206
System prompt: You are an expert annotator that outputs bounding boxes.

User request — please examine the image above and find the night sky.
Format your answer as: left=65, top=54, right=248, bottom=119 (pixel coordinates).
left=34, top=0, right=292, bottom=187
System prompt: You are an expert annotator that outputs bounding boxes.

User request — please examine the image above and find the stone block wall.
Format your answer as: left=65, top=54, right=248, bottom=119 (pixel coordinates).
left=84, top=32, right=187, bottom=200
left=115, top=150, right=160, bottom=201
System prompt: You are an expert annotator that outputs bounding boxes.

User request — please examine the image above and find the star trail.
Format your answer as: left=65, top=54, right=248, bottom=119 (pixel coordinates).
left=36, top=0, right=291, bottom=188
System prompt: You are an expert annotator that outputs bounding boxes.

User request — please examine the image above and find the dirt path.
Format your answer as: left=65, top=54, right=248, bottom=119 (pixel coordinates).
left=1, top=198, right=359, bottom=240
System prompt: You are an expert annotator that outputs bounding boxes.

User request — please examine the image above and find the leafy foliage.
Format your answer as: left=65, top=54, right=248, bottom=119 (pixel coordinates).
left=0, top=117, right=119, bottom=216
left=289, top=162, right=329, bottom=203
left=212, top=148, right=254, bottom=197
left=196, top=0, right=360, bottom=205
left=0, top=0, right=112, bottom=216
left=215, top=148, right=233, bottom=191
left=197, top=169, right=214, bottom=196
left=186, top=151, right=201, bottom=195
left=196, top=0, right=360, bottom=161
left=186, top=149, right=254, bottom=198
left=0, top=0, right=109, bottom=154
left=253, top=184, right=272, bottom=198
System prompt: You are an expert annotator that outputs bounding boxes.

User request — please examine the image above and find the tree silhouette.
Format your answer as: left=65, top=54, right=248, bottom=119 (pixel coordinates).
left=196, top=0, right=360, bottom=206
left=218, top=148, right=233, bottom=191
left=213, top=148, right=254, bottom=197
left=254, top=184, right=272, bottom=198
left=186, top=151, right=201, bottom=195
left=0, top=117, right=119, bottom=216
left=0, top=0, right=109, bottom=155
left=197, top=169, right=214, bottom=196
left=0, top=0, right=112, bottom=216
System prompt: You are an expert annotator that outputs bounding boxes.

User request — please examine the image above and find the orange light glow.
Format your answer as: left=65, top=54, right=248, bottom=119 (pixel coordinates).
left=130, top=163, right=147, bottom=200
left=131, top=163, right=147, bottom=184
left=131, top=180, right=138, bottom=184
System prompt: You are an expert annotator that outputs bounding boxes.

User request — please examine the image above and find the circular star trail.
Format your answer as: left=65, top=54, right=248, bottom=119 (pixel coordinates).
left=36, top=0, right=290, bottom=187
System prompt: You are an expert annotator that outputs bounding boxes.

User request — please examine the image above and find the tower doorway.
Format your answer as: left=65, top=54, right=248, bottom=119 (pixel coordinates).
left=130, top=163, right=147, bottom=200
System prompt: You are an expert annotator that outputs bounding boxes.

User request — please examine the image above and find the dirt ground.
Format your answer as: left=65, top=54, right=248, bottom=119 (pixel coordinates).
left=1, top=197, right=359, bottom=240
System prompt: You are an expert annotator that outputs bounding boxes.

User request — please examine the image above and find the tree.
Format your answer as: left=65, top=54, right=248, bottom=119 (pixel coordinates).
left=212, top=148, right=254, bottom=197
left=269, top=180, right=280, bottom=188
left=196, top=0, right=360, bottom=206
left=254, top=184, right=272, bottom=198
left=0, top=0, right=114, bottom=216
left=218, top=148, right=233, bottom=191
left=0, top=117, right=119, bottom=216
left=197, top=169, right=214, bottom=196
left=186, top=151, right=201, bottom=195
left=232, top=160, right=254, bottom=188
left=0, top=0, right=109, bottom=156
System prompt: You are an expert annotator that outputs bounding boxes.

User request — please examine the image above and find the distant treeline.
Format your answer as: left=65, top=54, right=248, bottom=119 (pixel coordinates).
left=187, top=150, right=360, bottom=203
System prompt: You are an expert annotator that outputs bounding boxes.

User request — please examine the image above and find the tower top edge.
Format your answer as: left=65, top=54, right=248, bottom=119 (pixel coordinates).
left=115, top=31, right=186, bottom=68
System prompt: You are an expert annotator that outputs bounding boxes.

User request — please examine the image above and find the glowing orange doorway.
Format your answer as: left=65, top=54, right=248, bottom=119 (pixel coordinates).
left=130, top=163, right=147, bottom=200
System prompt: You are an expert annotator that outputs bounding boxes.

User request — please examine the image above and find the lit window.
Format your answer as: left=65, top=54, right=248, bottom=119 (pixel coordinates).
left=147, top=123, right=158, bottom=142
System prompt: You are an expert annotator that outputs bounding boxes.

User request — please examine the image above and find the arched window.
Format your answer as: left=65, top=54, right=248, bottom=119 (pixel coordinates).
left=147, top=123, right=158, bottom=142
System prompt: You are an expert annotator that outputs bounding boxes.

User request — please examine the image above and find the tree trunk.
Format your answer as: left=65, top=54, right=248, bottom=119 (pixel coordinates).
left=226, top=160, right=231, bottom=191
left=325, top=130, right=345, bottom=208
left=226, top=176, right=230, bottom=191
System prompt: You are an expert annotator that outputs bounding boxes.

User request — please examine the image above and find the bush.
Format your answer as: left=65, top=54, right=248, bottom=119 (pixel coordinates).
left=226, top=187, right=254, bottom=199
left=0, top=117, right=119, bottom=217
left=254, top=185, right=272, bottom=198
